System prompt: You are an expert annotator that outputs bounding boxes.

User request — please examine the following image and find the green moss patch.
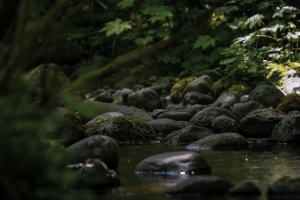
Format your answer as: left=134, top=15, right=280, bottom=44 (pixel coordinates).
left=277, top=93, right=300, bottom=113
left=267, top=62, right=300, bottom=87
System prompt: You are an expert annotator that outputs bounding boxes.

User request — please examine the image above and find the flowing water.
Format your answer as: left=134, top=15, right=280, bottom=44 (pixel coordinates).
left=99, top=142, right=300, bottom=200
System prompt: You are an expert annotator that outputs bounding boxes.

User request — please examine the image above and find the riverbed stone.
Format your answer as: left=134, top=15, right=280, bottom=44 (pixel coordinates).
left=157, top=109, right=196, bottom=121
left=182, top=91, right=215, bottom=105
left=165, top=176, right=232, bottom=195
left=268, top=176, right=300, bottom=195
left=134, top=151, right=211, bottom=176
left=239, top=108, right=286, bottom=138
left=248, top=85, right=284, bottom=108
left=187, top=133, right=249, bottom=150
left=271, top=111, right=300, bottom=143
left=147, top=118, right=184, bottom=137
left=84, top=112, right=124, bottom=129
left=182, top=75, right=213, bottom=95
left=189, top=107, right=234, bottom=129
left=228, top=180, right=261, bottom=195
left=163, top=125, right=214, bottom=145
left=211, top=116, right=238, bottom=133
left=277, top=93, right=300, bottom=113
left=231, top=101, right=265, bottom=122
left=170, top=76, right=197, bottom=104
left=66, top=135, right=119, bottom=169
left=86, top=115, right=157, bottom=144
left=68, top=158, right=120, bottom=189
left=126, top=88, right=163, bottom=111
left=94, top=91, right=113, bottom=103
left=211, top=92, right=240, bottom=109
left=150, top=76, right=176, bottom=93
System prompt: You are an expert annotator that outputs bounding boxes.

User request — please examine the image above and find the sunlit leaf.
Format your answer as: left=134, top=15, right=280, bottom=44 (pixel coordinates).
left=100, top=18, right=131, bottom=36
left=273, top=6, right=299, bottom=18
left=235, top=33, right=255, bottom=43
left=243, top=14, right=265, bottom=29
left=259, top=24, right=284, bottom=33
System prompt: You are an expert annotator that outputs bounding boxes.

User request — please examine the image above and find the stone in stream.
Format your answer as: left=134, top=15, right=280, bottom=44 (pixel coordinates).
left=157, top=109, right=196, bottom=121
left=231, top=100, right=265, bottom=122
left=134, top=151, right=211, bottom=176
left=211, top=92, right=240, bottom=109
left=268, top=176, right=300, bottom=195
left=66, top=135, right=119, bottom=169
left=228, top=180, right=261, bottom=195
left=147, top=118, right=184, bottom=138
left=211, top=116, right=239, bottom=133
left=165, top=176, right=232, bottom=196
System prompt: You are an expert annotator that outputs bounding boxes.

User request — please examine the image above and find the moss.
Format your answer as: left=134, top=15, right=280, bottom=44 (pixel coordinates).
left=277, top=93, right=300, bottom=113
left=227, top=84, right=249, bottom=99
left=267, top=62, right=300, bottom=87
left=194, top=69, right=222, bottom=82
left=86, top=115, right=157, bottom=144
left=170, top=76, right=197, bottom=103
left=211, top=77, right=233, bottom=97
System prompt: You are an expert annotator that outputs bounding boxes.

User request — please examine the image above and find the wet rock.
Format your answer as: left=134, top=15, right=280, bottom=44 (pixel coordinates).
left=148, top=118, right=184, bottom=137
left=228, top=180, right=261, bottom=195
left=170, top=77, right=197, bottom=104
left=189, top=107, right=234, bottom=129
left=84, top=112, right=124, bottom=129
left=186, top=104, right=208, bottom=113
left=45, top=107, right=87, bottom=146
left=211, top=116, right=238, bottom=133
left=112, top=88, right=133, bottom=103
left=126, top=88, right=163, bottom=111
left=182, top=91, right=215, bottom=105
left=231, top=101, right=265, bottom=122
left=282, top=69, right=300, bottom=94
left=187, top=133, right=248, bottom=150
left=94, top=91, right=113, bottom=103
left=268, top=176, right=300, bottom=195
left=150, top=77, right=176, bottom=93
left=211, top=92, right=240, bottom=109
left=134, top=151, right=211, bottom=176
left=165, top=103, right=186, bottom=110
left=86, top=115, right=157, bottom=144
left=239, top=108, right=286, bottom=138
left=271, top=111, right=300, bottom=143
left=165, top=176, right=232, bottom=195
left=157, top=109, right=196, bottom=121
left=68, top=159, right=120, bottom=189
left=248, top=85, right=284, bottom=108
left=182, top=75, right=213, bottom=95
left=277, top=93, right=300, bottom=113
left=163, top=125, right=214, bottom=145
left=240, top=95, right=249, bottom=103
left=66, top=135, right=119, bottom=169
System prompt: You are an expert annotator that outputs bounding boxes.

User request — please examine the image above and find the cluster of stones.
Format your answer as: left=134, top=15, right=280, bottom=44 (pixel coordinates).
left=28, top=64, right=300, bottom=194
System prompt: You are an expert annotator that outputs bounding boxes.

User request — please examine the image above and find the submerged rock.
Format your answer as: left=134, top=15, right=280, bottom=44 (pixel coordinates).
left=165, top=176, right=232, bottom=195
left=134, top=151, right=211, bottom=176
left=228, top=180, right=261, bottom=195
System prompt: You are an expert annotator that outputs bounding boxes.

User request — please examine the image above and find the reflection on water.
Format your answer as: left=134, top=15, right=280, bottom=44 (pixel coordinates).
left=100, top=144, right=300, bottom=200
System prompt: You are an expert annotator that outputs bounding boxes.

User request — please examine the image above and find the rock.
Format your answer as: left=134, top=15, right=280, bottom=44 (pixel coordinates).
left=68, top=159, right=120, bottom=189
left=126, top=88, right=163, bottom=111
left=165, top=176, right=232, bottom=195
left=182, top=91, right=215, bottom=105
left=86, top=115, right=157, bottom=144
left=163, top=125, right=214, bottom=145
left=111, top=88, right=133, bottom=103
left=282, top=69, right=300, bottom=94
left=66, top=135, right=119, bottom=169
left=271, top=111, right=300, bottom=143
left=187, top=133, right=248, bottom=150
left=84, top=112, right=124, bottom=129
left=170, top=77, right=197, bottom=104
left=268, top=176, right=300, bottom=195
left=239, top=108, right=286, bottom=138
left=157, top=109, right=196, bottom=121
left=240, top=95, right=249, bottom=103
left=150, top=76, right=176, bottom=93
left=114, top=76, right=136, bottom=89
left=45, top=107, right=87, bottom=146
left=147, top=118, right=183, bottom=137
left=94, top=91, right=113, bottom=103
left=189, top=107, right=234, bottom=129
left=231, top=101, right=265, bottom=122
left=211, top=116, right=238, bottom=133
left=277, top=93, right=300, bottom=113
left=248, top=85, right=284, bottom=108
left=182, top=75, right=213, bottom=95
left=228, top=180, right=261, bottom=195
left=134, top=151, right=211, bottom=176
left=211, top=92, right=240, bottom=109
left=186, top=104, right=208, bottom=113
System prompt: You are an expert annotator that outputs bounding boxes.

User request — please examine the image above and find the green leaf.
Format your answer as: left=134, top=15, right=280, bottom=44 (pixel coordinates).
left=135, top=36, right=154, bottom=45
left=122, top=32, right=139, bottom=41
left=141, top=5, right=173, bottom=23
left=220, top=58, right=237, bottom=65
left=247, top=66, right=257, bottom=73
left=193, top=35, right=216, bottom=49
left=243, top=14, right=265, bottom=29
left=100, top=18, right=131, bottom=36
left=116, top=0, right=134, bottom=9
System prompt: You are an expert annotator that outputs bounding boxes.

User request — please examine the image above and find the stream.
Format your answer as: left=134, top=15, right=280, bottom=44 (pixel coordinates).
left=99, top=142, right=300, bottom=200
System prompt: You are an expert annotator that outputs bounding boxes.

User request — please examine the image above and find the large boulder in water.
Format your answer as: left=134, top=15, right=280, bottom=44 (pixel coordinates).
left=134, top=151, right=211, bottom=176
left=248, top=85, right=284, bottom=108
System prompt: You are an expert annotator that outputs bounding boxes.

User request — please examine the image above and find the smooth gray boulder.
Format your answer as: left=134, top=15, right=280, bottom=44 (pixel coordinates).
left=148, top=118, right=184, bottom=137
left=231, top=101, right=265, bottom=122
left=182, top=91, right=215, bottom=105
left=248, top=85, right=284, bottom=108
left=211, top=92, right=240, bottom=109
left=182, top=75, right=213, bottom=95
left=268, top=176, right=300, bottom=195
left=211, top=116, right=238, bottom=133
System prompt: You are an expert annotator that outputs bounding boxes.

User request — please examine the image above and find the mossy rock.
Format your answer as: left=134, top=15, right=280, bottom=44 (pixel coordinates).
left=194, top=69, right=223, bottom=82
left=277, top=93, right=300, bottom=113
left=170, top=76, right=197, bottom=103
left=227, top=84, right=250, bottom=99
left=267, top=62, right=300, bottom=87
left=86, top=115, right=157, bottom=144
left=211, top=77, right=233, bottom=97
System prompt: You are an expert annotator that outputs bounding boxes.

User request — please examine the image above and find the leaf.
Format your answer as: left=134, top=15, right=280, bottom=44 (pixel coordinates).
left=141, top=4, right=173, bottom=23
left=272, top=6, right=299, bottom=18
left=235, top=33, right=255, bottom=44
left=135, top=36, right=154, bottom=45
left=100, top=18, right=131, bottom=36
left=243, top=14, right=265, bottom=29
left=259, top=24, right=284, bottom=33
left=193, top=35, right=216, bottom=49
left=116, top=0, right=134, bottom=9
left=220, top=58, right=237, bottom=65
left=247, top=66, right=257, bottom=73
left=122, top=32, right=139, bottom=41
left=284, top=32, right=300, bottom=41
